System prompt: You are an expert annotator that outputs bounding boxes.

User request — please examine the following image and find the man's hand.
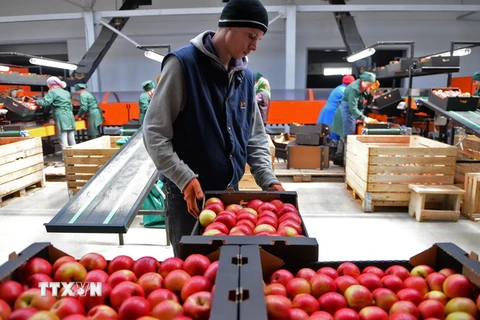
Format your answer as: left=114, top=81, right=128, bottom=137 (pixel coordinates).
left=270, top=184, right=285, bottom=192
left=183, top=178, right=204, bottom=218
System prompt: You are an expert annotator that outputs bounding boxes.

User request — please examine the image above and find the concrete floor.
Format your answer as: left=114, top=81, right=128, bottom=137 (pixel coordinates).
left=0, top=181, right=479, bottom=265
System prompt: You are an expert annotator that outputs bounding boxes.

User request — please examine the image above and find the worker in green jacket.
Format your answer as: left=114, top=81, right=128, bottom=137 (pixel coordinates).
left=473, top=72, right=480, bottom=97
left=139, top=80, right=155, bottom=124
left=35, top=76, right=76, bottom=157
left=331, top=72, right=378, bottom=166
left=74, top=83, right=104, bottom=139
left=255, top=72, right=271, bottom=125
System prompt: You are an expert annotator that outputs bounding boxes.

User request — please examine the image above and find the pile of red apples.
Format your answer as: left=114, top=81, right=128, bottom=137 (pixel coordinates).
left=0, top=252, right=219, bottom=320
left=264, top=263, right=480, bottom=320
left=199, top=197, right=304, bottom=237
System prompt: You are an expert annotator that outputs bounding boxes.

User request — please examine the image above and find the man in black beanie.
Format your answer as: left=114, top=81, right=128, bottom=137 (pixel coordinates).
left=143, top=0, right=284, bottom=256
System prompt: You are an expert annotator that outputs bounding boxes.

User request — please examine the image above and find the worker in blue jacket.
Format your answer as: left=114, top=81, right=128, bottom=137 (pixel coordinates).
left=317, top=75, right=355, bottom=159
left=473, top=72, right=480, bottom=97
left=143, top=0, right=284, bottom=256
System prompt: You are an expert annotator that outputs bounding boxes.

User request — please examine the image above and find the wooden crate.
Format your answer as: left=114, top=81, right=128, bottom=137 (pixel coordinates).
left=0, top=137, right=45, bottom=203
left=239, top=136, right=276, bottom=190
left=64, top=136, right=122, bottom=196
left=462, top=172, right=480, bottom=222
left=455, top=135, right=480, bottom=185
left=346, top=135, right=457, bottom=212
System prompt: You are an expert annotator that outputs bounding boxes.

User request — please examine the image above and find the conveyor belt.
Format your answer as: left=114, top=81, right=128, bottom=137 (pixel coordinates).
left=416, top=99, right=480, bottom=138
left=44, top=130, right=159, bottom=233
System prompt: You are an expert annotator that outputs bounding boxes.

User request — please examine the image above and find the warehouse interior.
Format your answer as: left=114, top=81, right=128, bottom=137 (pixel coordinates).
left=0, top=0, right=480, bottom=319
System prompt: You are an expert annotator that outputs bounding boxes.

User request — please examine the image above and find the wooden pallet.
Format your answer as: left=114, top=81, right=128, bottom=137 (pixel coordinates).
left=345, top=179, right=409, bottom=212
left=462, top=173, right=480, bottom=222
left=0, top=179, right=45, bottom=207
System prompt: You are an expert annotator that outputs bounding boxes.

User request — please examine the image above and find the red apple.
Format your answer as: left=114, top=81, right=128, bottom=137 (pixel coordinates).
left=389, top=301, right=419, bottom=318
left=257, top=216, right=278, bottom=229
left=14, top=288, right=56, bottom=310
left=164, top=270, right=191, bottom=293
left=183, top=291, right=212, bottom=320
left=291, top=293, right=319, bottom=315
left=132, top=256, right=159, bottom=278
left=52, top=256, right=77, bottom=275
left=118, top=296, right=150, bottom=320
left=426, top=272, right=447, bottom=291
left=265, top=294, right=291, bottom=320
left=317, top=267, right=339, bottom=280
left=50, top=297, right=85, bottom=318
left=270, top=269, right=295, bottom=287
left=147, top=288, right=179, bottom=308
left=278, top=212, right=302, bottom=225
left=213, top=212, right=236, bottom=230
left=356, top=273, right=382, bottom=292
left=270, top=199, right=284, bottom=209
left=0, top=280, right=23, bottom=307
left=335, top=276, right=358, bottom=295
left=418, top=299, right=445, bottom=319
left=198, top=209, right=216, bottom=228
left=258, top=210, right=278, bottom=221
left=151, top=300, right=183, bottom=320
left=84, top=270, right=109, bottom=284
left=159, top=257, right=184, bottom=278
left=205, top=197, right=224, bottom=208
left=54, top=261, right=87, bottom=282
left=290, top=308, right=309, bottom=320
left=337, top=262, right=361, bottom=278
left=318, top=291, right=348, bottom=315
left=229, top=230, right=246, bottom=236
left=388, top=312, right=417, bottom=320
left=278, top=226, right=299, bottom=237
left=253, top=224, right=276, bottom=234
left=276, top=203, right=298, bottom=218
left=286, top=277, right=311, bottom=298
left=424, top=290, right=448, bottom=305
left=240, top=207, right=259, bottom=217
left=476, top=295, right=480, bottom=313
left=247, top=199, right=263, bottom=211
left=236, top=212, right=257, bottom=225
left=28, top=311, right=59, bottom=320
left=78, top=283, right=112, bottom=310
left=333, top=308, right=360, bottom=320
left=230, top=225, right=253, bottom=235
left=277, top=220, right=302, bottom=235
left=439, top=268, right=457, bottom=277
left=87, top=305, right=118, bottom=319
left=296, top=268, right=316, bottom=281
left=225, top=204, right=243, bottom=214
left=79, top=253, right=107, bottom=272
left=8, top=307, right=37, bottom=320
left=381, top=275, right=404, bottom=293
left=372, top=288, right=398, bottom=312
left=396, top=288, right=424, bottom=306
left=445, top=297, right=478, bottom=318
left=257, top=202, right=277, bottom=213
left=443, top=274, right=474, bottom=299
left=358, top=306, right=389, bottom=320
left=410, top=265, right=434, bottom=278
left=24, top=273, right=53, bottom=289
left=138, top=272, right=163, bottom=296
left=180, top=276, right=212, bottom=302
left=403, top=276, right=428, bottom=296
left=203, top=260, right=219, bottom=284
left=202, top=229, right=223, bottom=236
left=0, top=299, right=11, bottom=320
left=107, top=270, right=137, bottom=289
left=344, top=285, right=372, bottom=311
left=62, top=315, right=88, bottom=320
left=310, top=274, right=337, bottom=298
left=362, top=266, right=385, bottom=279
left=265, top=283, right=287, bottom=296
left=109, top=281, right=145, bottom=309
left=183, top=254, right=210, bottom=277
left=309, top=310, right=334, bottom=320
left=18, top=257, right=52, bottom=281
left=385, top=266, right=410, bottom=281
left=107, top=255, right=135, bottom=275
left=204, top=203, right=223, bottom=215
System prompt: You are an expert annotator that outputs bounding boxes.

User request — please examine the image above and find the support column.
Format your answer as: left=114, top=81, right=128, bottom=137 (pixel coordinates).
left=83, top=10, right=100, bottom=92
left=285, top=3, right=296, bottom=90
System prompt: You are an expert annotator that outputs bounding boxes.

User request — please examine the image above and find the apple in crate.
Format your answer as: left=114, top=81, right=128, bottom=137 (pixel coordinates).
left=107, top=269, right=137, bottom=288
left=79, top=252, right=108, bottom=272
left=147, top=288, right=179, bottom=308
left=183, top=291, right=212, bottom=320
left=151, top=300, right=184, bottom=319
left=205, top=197, right=224, bottom=208
left=198, top=209, right=216, bottom=227
left=117, top=296, right=150, bottom=320
left=107, top=255, right=135, bottom=275
left=0, top=299, right=11, bottom=320
left=225, top=204, right=243, bottom=214
left=159, top=257, right=184, bottom=277
left=0, top=280, right=23, bottom=307
left=87, top=305, right=118, bottom=319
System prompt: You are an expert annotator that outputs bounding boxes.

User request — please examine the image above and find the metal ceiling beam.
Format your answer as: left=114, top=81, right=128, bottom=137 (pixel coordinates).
left=297, top=5, right=480, bottom=12
left=456, top=11, right=477, bottom=20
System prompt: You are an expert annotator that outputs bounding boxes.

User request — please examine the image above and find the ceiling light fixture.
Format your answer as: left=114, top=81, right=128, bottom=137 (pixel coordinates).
left=29, top=58, right=78, bottom=71
left=144, top=51, right=164, bottom=63
left=324, top=67, right=352, bottom=76
left=346, top=48, right=376, bottom=63
left=0, top=65, right=10, bottom=72
left=432, top=48, right=472, bottom=57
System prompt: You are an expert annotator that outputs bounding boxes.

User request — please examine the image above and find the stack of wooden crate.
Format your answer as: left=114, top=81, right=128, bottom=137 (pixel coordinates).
left=0, top=137, right=45, bottom=205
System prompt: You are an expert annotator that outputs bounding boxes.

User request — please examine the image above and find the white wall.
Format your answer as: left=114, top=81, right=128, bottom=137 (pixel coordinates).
left=0, top=0, right=479, bottom=92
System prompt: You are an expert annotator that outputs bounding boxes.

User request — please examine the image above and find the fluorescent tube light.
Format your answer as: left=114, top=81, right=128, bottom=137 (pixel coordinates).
left=144, top=51, right=164, bottom=63
left=324, top=67, right=352, bottom=76
left=0, top=65, right=10, bottom=72
left=346, top=48, right=376, bottom=63
left=29, top=58, right=77, bottom=71
left=433, top=48, right=472, bottom=57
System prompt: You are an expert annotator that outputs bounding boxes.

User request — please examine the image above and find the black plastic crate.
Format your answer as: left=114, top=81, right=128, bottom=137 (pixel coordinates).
left=295, top=132, right=323, bottom=146
left=233, top=243, right=480, bottom=320
left=419, top=56, right=460, bottom=67
left=428, top=88, right=479, bottom=111
left=179, top=191, right=318, bottom=262
left=385, top=58, right=417, bottom=72
left=3, top=96, right=45, bottom=122
left=289, top=123, right=329, bottom=136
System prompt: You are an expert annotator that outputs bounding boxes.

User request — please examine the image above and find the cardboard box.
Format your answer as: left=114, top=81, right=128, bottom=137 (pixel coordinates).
left=287, top=142, right=329, bottom=170
left=232, top=243, right=480, bottom=320
left=273, top=133, right=295, bottom=160
left=289, top=123, right=329, bottom=136
left=179, top=190, right=319, bottom=262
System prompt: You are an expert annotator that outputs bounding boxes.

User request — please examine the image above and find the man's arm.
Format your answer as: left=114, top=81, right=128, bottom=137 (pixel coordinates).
left=143, top=56, right=197, bottom=192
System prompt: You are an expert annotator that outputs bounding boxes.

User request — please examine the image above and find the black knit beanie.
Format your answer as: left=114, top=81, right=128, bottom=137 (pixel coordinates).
left=218, top=0, right=269, bottom=34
